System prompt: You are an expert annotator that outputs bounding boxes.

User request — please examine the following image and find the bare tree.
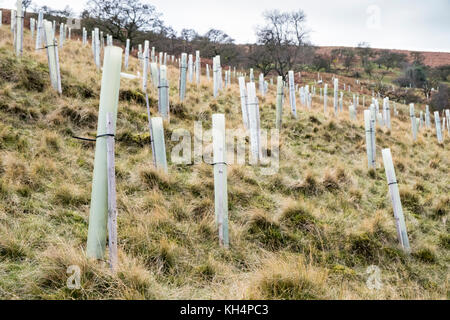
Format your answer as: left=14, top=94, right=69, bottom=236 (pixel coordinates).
left=341, top=48, right=357, bottom=72
left=34, top=5, right=74, bottom=25
left=248, top=45, right=274, bottom=75
left=196, top=29, right=238, bottom=64
left=22, top=0, right=32, bottom=16
left=256, top=10, right=310, bottom=79
left=410, top=52, right=425, bottom=66
left=356, top=42, right=374, bottom=68
left=83, top=0, right=163, bottom=47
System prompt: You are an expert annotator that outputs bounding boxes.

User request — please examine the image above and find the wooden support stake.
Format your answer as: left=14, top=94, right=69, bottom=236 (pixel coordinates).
left=382, top=148, right=411, bottom=253
left=106, top=112, right=118, bottom=271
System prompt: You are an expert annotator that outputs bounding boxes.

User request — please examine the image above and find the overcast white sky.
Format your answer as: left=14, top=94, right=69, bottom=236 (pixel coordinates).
left=1, top=0, right=449, bottom=52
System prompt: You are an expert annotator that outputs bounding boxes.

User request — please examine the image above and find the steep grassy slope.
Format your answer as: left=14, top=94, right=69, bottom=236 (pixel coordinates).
left=0, top=26, right=448, bottom=300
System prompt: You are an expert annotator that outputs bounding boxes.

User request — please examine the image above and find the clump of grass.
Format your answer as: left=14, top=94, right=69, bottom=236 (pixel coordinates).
left=247, top=210, right=291, bottom=251
left=413, top=247, right=437, bottom=263
left=280, top=202, right=317, bottom=232
left=195, top=259, right=216, bottom=281
left=428, top=158, right=439, bottom=169
left=322, top=171, right=340, bottom=191
left=53, top=186, right=89, bottom=207
left=62, top=81, right=96, bottom=99
left=432, top=197, right=449, bottom=218
left=438, top=234, right=449, bottom=249
left=139, top=167, right=179, bottom=193
left=400, top=188, right=424, bottom=214
left=52, top=105, right=97, bottom=128
left=119, top=89, right=146, bottom=105
left=152, top=239, right=177, bottom=274
left=0, top=56, right=48, bottom=92
left=191, top=198, right=214, bottom=221
left=44, top=132, right=61, bottom=152
left=117, top=130, right=149, bottom=148
left=171, top=102, right=189, bottom=118
left=0, top=234, right=30, bottom=260
left=248, top=255, right=327, bottom=300
left=169, top=199, right=191, bottom=221
left=346, top=232, right=383, bottom=265
left=292, top=172, right=322, bottom=196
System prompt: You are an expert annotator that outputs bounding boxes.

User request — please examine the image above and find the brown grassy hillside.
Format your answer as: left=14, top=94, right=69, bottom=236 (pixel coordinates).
left=0, top=25, right=449, bottom=300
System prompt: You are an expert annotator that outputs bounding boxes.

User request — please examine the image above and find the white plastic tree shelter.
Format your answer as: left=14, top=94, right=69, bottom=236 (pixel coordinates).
left=158, top=65, right=170, bottom=119
left=124, top=39, right=130, bottom=70
left=238, top=76, right=249, bottom=129
left=364, top=110, right=376, bottom=169
left=35, top=11, right=44, bottom=50
left=213, top=56, right=221, bottom=98
left=43, top=20, right=62, bottom=94
left=425, top=105, right=431, bottom=128
left=434, top=112, right=443, bottom=144
left=151, top=117, right=168, bottom=173
left=333, top=78, right=338, bottom=115
left=188, top=54, right=193, bottom=83
left=212, top=114, right=229, bottom=248
left=382, top=148, right=411, bottom=253
left=94, top=28, right=101, bottom=69
left=288, top=71, right=297, bottom=118
left=142, top=40, right=149, bottom=92
left=247, top=82, right=261, bottom=164
left=276, top=76, right=283, bottom=130
left=259, top=73, right=265, bottom=96
left=15, top=0, right=23, bottom=56
left=195, top=50, right=201, bottom=85
left=446, top=110, right=450, bottom=136
left=409, top=104, right=417, bottom=141
left=30, top=18, right=35, bottom=39
left=179, top=53, right=187, bottom=101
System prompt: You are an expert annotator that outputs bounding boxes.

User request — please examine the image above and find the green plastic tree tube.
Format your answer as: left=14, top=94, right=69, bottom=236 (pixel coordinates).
left=86, top=46, right=123, bottom=260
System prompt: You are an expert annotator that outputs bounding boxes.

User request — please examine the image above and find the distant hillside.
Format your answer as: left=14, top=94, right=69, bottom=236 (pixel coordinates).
left=316, top=46, right=450, bottom=68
